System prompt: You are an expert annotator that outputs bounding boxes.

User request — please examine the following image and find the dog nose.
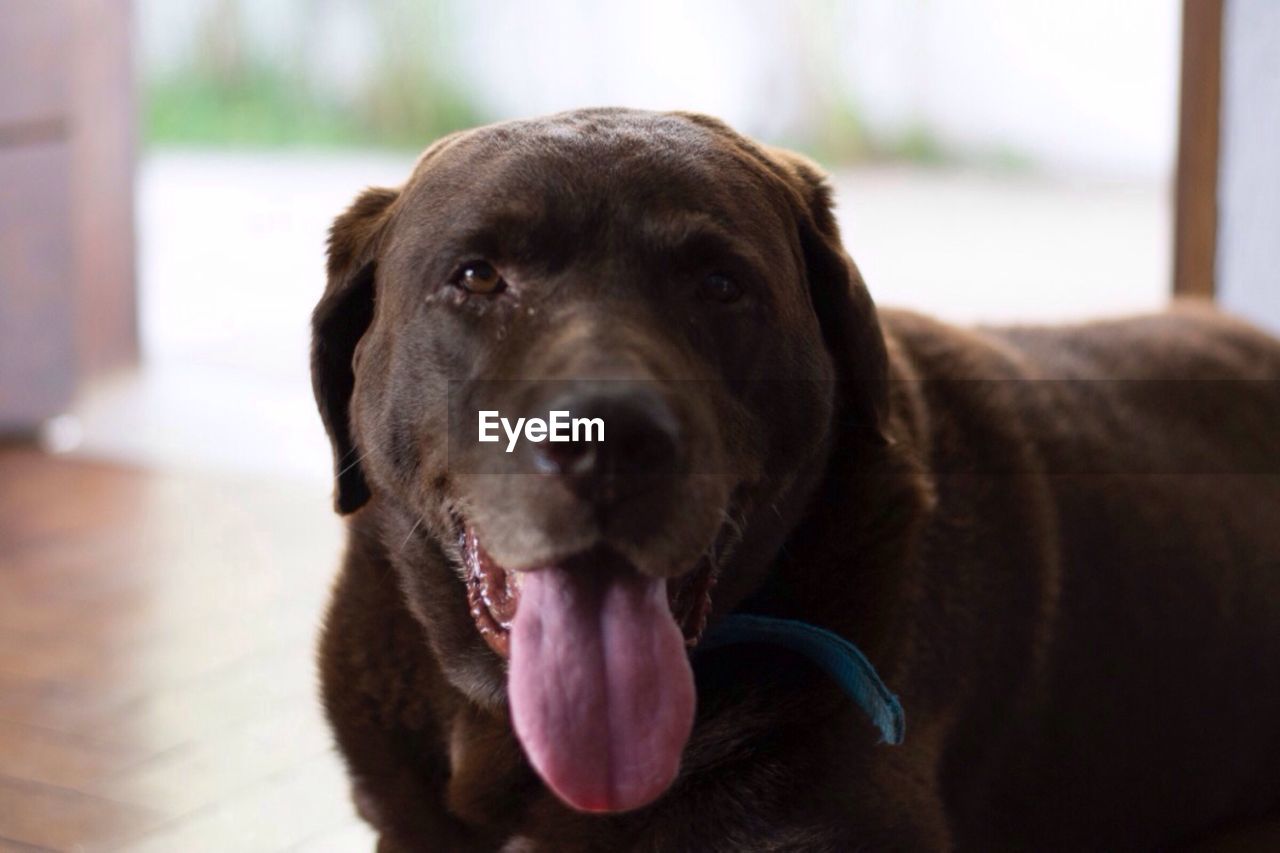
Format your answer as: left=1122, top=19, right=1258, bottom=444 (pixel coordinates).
left=530, top=387, right=681, bottom=503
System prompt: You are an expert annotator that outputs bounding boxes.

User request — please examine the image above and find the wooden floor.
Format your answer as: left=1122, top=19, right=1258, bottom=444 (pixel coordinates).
left=0, top=447, right=375, bottom=851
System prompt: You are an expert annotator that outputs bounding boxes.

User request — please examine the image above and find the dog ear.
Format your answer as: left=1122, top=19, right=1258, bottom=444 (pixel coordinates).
left=769, top=148, right=890, bottom=445
left=311, top=185, right=400, bottom=514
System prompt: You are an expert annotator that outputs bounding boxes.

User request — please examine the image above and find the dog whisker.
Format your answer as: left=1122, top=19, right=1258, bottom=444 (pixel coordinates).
left=335, top=445, right=374, bottom=481
left=399, top=515, right=425, bottom=552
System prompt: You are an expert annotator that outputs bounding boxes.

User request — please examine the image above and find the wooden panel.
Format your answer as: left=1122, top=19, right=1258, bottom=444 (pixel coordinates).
left=0, top=2, right=72, bottom=132
left=0, top=143, right=76, bottom=428
left=0, top=0, right=137, bottom=429
left=1173, top=0, right=1224, bottom=298
left=70, top=0, right=138, bottom=374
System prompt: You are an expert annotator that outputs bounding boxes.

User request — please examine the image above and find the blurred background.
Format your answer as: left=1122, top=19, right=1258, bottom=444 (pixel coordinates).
left=9, top=0, right=1201, bottom=479
left=1, top=1, right=1275, bottom=850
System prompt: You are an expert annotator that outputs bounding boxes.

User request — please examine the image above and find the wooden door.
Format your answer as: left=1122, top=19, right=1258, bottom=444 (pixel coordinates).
left=0, top=0, right=136, bottom=431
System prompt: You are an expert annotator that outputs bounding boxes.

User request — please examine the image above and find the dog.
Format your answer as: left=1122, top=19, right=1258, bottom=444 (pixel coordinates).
left=311, top=108, right=1280, bottom=851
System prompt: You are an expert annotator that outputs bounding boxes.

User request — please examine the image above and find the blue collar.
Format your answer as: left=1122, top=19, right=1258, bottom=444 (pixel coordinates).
left=697, top=613, right=905, bottom=745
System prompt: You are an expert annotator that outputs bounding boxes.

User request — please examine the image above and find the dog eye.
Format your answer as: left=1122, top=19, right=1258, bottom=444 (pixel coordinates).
left=453, top=261, right=506, bottom=295
left=698, top=273, right=743, bottom=304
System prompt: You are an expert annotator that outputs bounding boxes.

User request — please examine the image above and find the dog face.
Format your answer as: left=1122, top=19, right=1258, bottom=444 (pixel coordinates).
left=312, top=108, right=887, bottom=813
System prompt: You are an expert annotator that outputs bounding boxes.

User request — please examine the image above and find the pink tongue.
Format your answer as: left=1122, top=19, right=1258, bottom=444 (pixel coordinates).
left=509, top=566, right=695, bottom=813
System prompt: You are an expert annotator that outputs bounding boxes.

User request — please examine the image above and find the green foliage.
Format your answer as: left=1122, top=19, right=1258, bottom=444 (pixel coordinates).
left=143, top=0, right=483, bottom=150
left=800, top=98, right=876, bottom=165
left=145, top=65, right=481, bottom=149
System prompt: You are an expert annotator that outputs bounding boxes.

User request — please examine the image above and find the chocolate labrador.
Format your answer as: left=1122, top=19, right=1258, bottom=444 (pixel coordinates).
left=311, top=108, right=1280, bottom=851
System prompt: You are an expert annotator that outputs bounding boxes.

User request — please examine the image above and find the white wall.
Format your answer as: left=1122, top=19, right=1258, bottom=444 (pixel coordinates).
left=1218, top=0, right=1280, bottom=333
left=831, top=1, right=1181, bottom=179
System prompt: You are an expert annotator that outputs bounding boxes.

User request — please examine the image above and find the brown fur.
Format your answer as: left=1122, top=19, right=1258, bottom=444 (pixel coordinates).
left=312, top=109, right=1280, bottom=851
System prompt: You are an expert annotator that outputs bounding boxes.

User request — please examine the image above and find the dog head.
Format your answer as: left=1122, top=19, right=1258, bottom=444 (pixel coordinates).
left=312, top=108, right=887, bottom=813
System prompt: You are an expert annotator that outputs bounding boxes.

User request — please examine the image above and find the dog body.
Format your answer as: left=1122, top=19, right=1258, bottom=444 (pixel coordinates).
left=313, top=109, right=1280, bottom=851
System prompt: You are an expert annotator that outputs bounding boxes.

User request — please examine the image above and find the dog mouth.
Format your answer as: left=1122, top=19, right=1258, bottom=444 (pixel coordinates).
left=460, top=523, right=717, bottom=659
left=458, top=518, right=715, bottom=813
